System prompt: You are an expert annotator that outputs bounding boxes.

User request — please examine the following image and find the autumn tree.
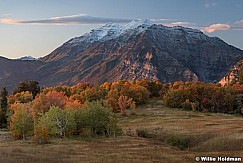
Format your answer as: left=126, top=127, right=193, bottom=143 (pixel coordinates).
left=8, top=91, right=33, bottom=104
left=10, top=103, right=34, bottom=140
left=79, top=86, right=107, bottom=102
left=104, top=89, right=120, bottom=112
left=32, top=91, right=68, bottom=118
left=33, top=125, right=49, bottom=144
left=100, top=82, right=111, bottom=91
left=65, top=99, right=83, bottom=110
left=239, top=65, right=243, bottom=84
left=128, top=85, right=150, bottom=104
left=70, top=82, right=93, bottom=95
left=42, top=85, right=71, bottom=97
left=118, top=95, right=136, bottom=116
left=163, top=81, right=239, bottom=113
left=136, top=80, right=163, bottom=97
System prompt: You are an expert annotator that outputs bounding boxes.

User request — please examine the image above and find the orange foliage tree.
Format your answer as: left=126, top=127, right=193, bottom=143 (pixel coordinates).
left=104, top=89, right=120, bottom=112
left=32, top=91, right=68, bottom=120
left=118, top=95, right=136, bottom=116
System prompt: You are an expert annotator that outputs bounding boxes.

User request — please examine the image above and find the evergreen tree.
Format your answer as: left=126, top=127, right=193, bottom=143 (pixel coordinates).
left=13, top=80, right=40, bottom=98
left=0, top=87, right=8, bottom=128
left=1, top=88, right=8, bottom=109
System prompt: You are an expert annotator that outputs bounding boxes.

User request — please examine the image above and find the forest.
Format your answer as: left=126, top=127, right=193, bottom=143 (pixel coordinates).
left=0, top=80, right=243, bottom=144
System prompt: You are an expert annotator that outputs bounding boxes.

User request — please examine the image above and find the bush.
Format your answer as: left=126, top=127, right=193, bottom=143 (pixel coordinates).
left=191, top=101, right=200, bottom=112
left=166, top=135, right=191, bottom=150
left=33, top=125, right=49, bottom=144
left=136, top=129, right=156, bottom=138
left=181, top=99, right=192, bottom=110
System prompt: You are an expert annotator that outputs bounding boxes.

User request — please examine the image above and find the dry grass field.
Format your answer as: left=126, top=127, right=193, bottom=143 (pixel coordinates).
left=0, top=99, right=243, bottom=163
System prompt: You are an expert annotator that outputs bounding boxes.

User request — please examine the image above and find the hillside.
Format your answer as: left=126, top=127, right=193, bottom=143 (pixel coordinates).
left=0, top=57, right=44, bottom=91
left=1, top=100, right=243, bottom=163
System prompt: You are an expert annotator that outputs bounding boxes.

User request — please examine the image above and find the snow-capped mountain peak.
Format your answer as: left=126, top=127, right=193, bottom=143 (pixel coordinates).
left=125, top=19, right=153, bottom=30
left=67, top=20, right=154, bottom=45
left=91, top=23, right=124, bottom=40
left=18, top=56, right=37, bottom=61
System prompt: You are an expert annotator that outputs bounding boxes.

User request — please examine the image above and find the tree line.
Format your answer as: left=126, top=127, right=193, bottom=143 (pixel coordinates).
left=0, top=80, right=243, bottom=143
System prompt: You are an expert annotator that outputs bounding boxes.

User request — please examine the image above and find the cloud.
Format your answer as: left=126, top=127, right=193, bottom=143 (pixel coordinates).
left=149, top=18, right=174, bottom=23
left=235, top=20, right=243, bottom=26
left=204, top=2, right=217, bottom=8
left=0, top=18, right=19, bottom=24
left=1, top=13, right=242, bottom=33
left=0, top=14, right=133, bottom=25
left=170, top=21, right=194, bottom=26
left=203, top=24, right=231, bottom=33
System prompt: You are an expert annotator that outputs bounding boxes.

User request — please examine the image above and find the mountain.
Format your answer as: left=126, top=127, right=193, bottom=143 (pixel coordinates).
left=40, top=20, right=152, bottom=62
left=0, top=56, right=43, bottom=91
left=1, top=20, right=243, bottom=92
left=18, top=56, right=37, bottom=61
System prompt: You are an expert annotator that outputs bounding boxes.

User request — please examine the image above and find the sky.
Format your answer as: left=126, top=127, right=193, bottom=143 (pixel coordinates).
left=0, top=0, right=243, bottom=59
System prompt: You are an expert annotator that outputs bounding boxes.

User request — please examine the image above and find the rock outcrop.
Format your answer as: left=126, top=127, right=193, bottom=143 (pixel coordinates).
left=219, top=60, right=243, bottom=86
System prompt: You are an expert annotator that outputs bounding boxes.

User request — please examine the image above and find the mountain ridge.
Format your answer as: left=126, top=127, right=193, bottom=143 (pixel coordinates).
left=0, top=21, right=243, bottom=92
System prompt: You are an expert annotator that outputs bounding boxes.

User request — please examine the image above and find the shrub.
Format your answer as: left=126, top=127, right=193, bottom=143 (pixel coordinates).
left=33, top=125, right=49, bottom=144
left=136, top=129, right=156, bottom=138
left=191, top=101, right=200, bottom=112
left=181, top=99, right=192, bottom=110
left=118, top=95, right=136, bottom=116
left=166, top=135, right=191, bottom=150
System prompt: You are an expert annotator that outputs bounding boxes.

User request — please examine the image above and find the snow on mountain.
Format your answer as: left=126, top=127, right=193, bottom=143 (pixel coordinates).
left=124, top=19, right=152, bottom=30
left=18, top=56, right=37, bottom=61
left=67, top=19, right=153, bottom=45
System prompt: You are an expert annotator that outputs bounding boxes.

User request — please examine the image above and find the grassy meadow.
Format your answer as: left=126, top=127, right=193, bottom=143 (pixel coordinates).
left=0, top=99, right=243, bottom=163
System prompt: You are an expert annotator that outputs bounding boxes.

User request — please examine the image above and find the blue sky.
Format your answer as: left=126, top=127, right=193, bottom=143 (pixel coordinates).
left=0, top=0, right=243, bottom=59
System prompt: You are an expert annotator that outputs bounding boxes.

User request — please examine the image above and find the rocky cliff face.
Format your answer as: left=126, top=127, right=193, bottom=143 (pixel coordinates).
left=0, top=21, right=243, bottom=92
left=219, top=60, right=243, bottom=86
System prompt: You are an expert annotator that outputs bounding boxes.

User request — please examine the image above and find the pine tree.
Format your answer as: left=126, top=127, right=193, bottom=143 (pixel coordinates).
left=13, top=80, right=40, bottom=98
left=1, top=88, right=8, bottom=109
left=0, top=87, right=8, bottom=128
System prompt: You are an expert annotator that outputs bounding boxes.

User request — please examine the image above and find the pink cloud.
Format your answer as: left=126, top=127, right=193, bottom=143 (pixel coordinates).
left=203, top=24, right=231, bottom=33
left=0, top=18, right=20, bottom=24
left=0, top=14, right=132, bottom=25
left=170, top=22, right=192, bottom=26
